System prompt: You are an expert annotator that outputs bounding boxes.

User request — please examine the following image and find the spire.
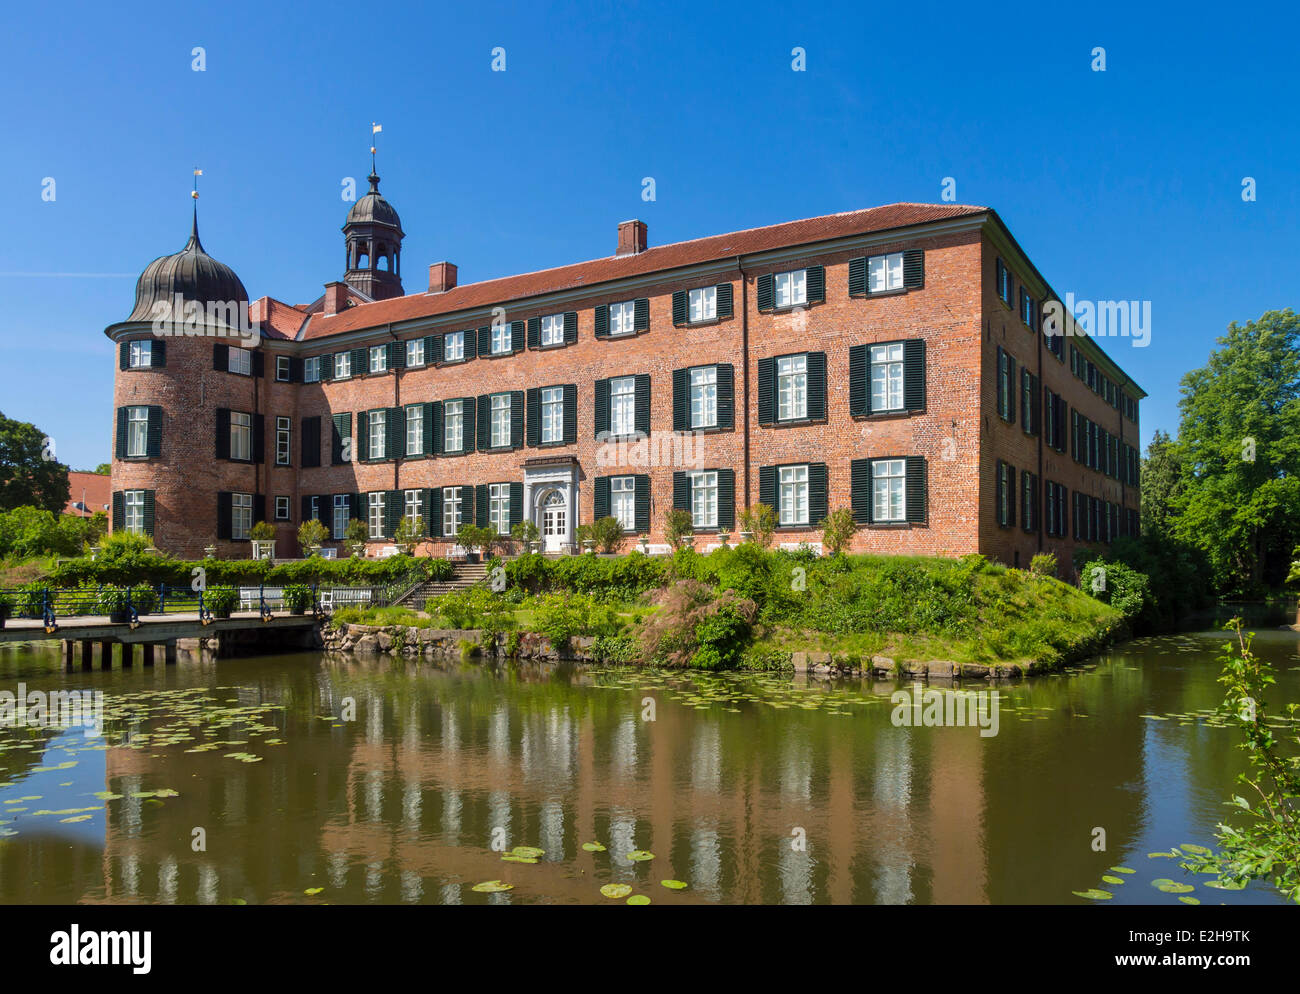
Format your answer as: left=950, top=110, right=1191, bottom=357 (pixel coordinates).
left=187, top=168, right=204, bottom=252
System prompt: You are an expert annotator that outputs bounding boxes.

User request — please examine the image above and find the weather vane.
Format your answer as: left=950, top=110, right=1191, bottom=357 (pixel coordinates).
left=371, top=123, right=381, bottom=172
left=192, top=167, right=202, bottom=200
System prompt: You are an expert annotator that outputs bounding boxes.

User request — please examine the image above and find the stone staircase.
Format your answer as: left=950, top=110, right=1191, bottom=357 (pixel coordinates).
left=399, top=561, right=490, bottom=609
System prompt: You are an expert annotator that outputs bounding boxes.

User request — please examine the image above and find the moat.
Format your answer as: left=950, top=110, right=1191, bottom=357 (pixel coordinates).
left=1, top=628, right=1296, bottom=905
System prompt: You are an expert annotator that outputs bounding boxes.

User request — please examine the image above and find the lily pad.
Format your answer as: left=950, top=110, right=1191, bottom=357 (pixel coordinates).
left=627, top=895, right=651, bottom=905
left=1152, top=879, right=1195, bottom=894
left=626, top=850, right=654, bottom=862
left=1203, top=879, right=1247, bottom=891
left=304, top=887, right=324, bottom=896
left=1108, top=866, right=1136, bottom=874
left=581, top=842, right=606, bottom=852
left=510, top=846, right=544, bottom=859
left=501, top=855, right=537, bottom=864
left=472, top=880, right=513, bottom=893
left=600, top=883, right=633, bottom=899
left=1179, top=896, right=1200, bottom=905
left=1072, top=888, right=1113, bottom=900
left=1101, top=875, right=1125, bottom=885
left=1148, top=851, right=1178, bottom=859
left=660, top=880, right=688, bottom=890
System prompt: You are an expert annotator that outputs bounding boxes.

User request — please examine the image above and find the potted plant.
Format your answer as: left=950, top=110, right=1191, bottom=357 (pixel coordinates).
left=455, top=524, right=488, bottom=564
left=205, top=585, right=238, bottom=620
left=345, top=519, right=369, bottom=557
left=298, top=519, right=328, bottom=558
left=593, top=516, right=624, bottom=554
left=738, top=531, right=753, bottom=543
left=97, top=586, right=131, bottom=624
left=718, top=531, right=731, bottom=548
left=250, top=521, right=277, bottom=560
left=203, top=544, right=218, bottom=559
left=283, top=584, right=313, bottom=616
left=663, top=508, right=694, bottom=550
left=393, top=516, right=424, bottom=556
left=575, top=523, right=596, bottom=554
left=0, top=592, right=12, bottom=630
left=130, top=583, right=159, bottom=616
left=638, top=534, right=650, bottom=554
left=510, top=520, right=540, bottom=557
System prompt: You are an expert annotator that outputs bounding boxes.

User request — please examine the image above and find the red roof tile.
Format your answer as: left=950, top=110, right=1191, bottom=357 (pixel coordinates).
left=298, top=203, right=988, bottom=341
left=65, top=471, right=112, bottom=517
left=250, top=296, right=309, bottom=340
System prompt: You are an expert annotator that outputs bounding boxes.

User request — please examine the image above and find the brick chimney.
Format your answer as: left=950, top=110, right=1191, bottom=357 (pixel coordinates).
left=428, top=261, right=458, bottom=293
left=617, top=219, right=648, bottom=256
left=323, top=281, right=349, bottom=316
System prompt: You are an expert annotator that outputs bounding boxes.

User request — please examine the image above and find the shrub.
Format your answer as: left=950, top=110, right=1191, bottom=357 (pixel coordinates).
left=344, top=520, right=368, bottom=552
left=130, top=583, right=158, bottom=614
left=298, top=519, right=328, bottom=555
left=393, top=516, right=424, bottom=553
left=821, top=507, right=856, bottom=554
left=589, top=632, right=640, bottom=663
left=738, top=504, right=776, bottom=547
left=636, top=579, right=757, bottom=669
left=283, top=584, right=314, bottom=611
left=1079, top=559, right=1152, bottom=623
left=250, top=521, right=276, bottom=542
left=531, top=592, right=623, bottom=646
left=96, top=586, right=129, bottom=615
left=204, top=585, right=238, bottom=618
left=663, top=509, right=693, bottom=549
left=1030, top=552, right=1058, bottom=578
left=712, top=543, right=773, bottom=604
left=592, top=516, right=625, bottom=554
left=426, top=587, right=515, bottom=634
left=510, top=520, right=540, bottom=548
left=455, top=524, right=495, bottom=556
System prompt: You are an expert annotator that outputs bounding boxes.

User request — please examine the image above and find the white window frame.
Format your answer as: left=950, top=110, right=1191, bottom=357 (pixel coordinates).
left=276, top=356, right=291, bottom=382
left=690, top=471, right=718, bottom=529
left=333, top=495, right=350, bottom=540
left=124, top=489, right=145, bottom=534
left=444, top=400, right=464, bottom=453
left=773, top=269, right=807, bottom=308
left=443, top=487, right=462, bottom=538
left=870, top=343, right=904, bottom=412
left=369, top=345, right=387, bottom=374
left=404, top=489, right=423, bottom=526
left=490, top=393, right=511, bottom=448
left=872, top=459, right=906, bottom=523
left=228, top=347, right=252, bottom=376
left=368, top=492, right=385, bottom=540
left=540, top=314, right=565, bottom=347
left=489, top=483, right=510, bottom=535
left=491, top=322, right=511, bottom=355
left=541, top=386, right=563, bottom=444
left=275, top=416, right=291, bottom=466
left=303, top=356, right=321, bottom=383
left=406, top=338, right=425, bottom=368
left=274, top=495, right=290, bottom=520
left=611, top=475, right=635, bottom=532
left=689, top=366, right=717, bottom=429
left=334, top=352, right=351, bottom=379
left=405, top=404, right=423, bottom=456
left=868, top=252, right=904, bottom=293
left=688, top=286, right=717, bottom=323
left=127, top=406, right=149, bottom=458
left=609, top=300, right=636, bottom=336
left=777, top=355, right=808, bottom=422
left=369, top=410, right=386, bottom=460
left=610, top=376, right=636, bottom=437
left=231, top=492, right=253, bottom=540
left=230, top=411, right=252, bottom=461
left=444, top=330, right=465, bottom=362
left=779, top=464, right=810, bottom=527
left=129, top=340, right=152, bottom=368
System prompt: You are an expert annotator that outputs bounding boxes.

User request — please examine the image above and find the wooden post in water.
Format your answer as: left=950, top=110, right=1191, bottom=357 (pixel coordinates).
left=63, top=640, right=74, bottom=671
left=142, top=643, right=154, bottom=667
left=164, top=640, right=178, bottom=665
left=121, top=643, right=134, bottom=668
left=81, top=640, right=94, bottom=670
left=99, top=640, right=113, bottom=669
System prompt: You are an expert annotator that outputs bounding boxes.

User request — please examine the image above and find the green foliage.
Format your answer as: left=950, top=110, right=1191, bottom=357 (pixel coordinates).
left=510, top=519, right=540, bottom=548
left=0, top=411, right=70, bottom=513
left=282, top=584, right=313, bottom=611
left=1079, top=535, right=1211, bottom=632
left=46, top=551, right=444, bottom=588
left=1079, top=560, right=1151, bottom=622
left=503, top=552, right=668, bottom=601
left=738, top=503, right=776, bottom=547
left=250, top=520, right=276, bottom=541
left=392, top=516, right=424, bottom=552
left=820, top=507, right=856, bottom=555
left=297, top=518, right=328, bottom=555
left=330, top=605, right=430, bottom=628
left=129, top=583, right=158, bottom=614
left=592, top=516, right=625, bottom=553
left=589, top=632, right=640, bottom=663
left=1030, top=552, right=1058, bottom=578
left=455, top=523, right=496, bottom=555
left=204, top=585, right=238, bottom=617
left=344, top=519, right=368, bottom=551
left=530, top=592, right=624, bottom=647
left=0, top=590, right=12, bottom=617
left=0, top=506, right=107, bottom=560
left=1172, top=620, right=1300, bottom=903
left=425, top=587, right=515, bottom=635
left=662, top=509, right=693, bottom=549
left=92, top=463, right=111, bottom=475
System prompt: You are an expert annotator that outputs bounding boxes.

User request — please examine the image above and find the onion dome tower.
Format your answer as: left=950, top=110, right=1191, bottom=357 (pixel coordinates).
left=342, top=154, right=404, bottom=301
left=126, top=205, right=249, bottom=329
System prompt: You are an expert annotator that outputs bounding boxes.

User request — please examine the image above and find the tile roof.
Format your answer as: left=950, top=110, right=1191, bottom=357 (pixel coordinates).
left=250, top=296, right=309, bottom=340
left=64, top=471, right=112, bottom=517
left=298, top=203, right=989, bottom=342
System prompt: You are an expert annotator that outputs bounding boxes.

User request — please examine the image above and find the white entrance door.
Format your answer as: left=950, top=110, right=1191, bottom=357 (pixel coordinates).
left=541, top=490, right=567, bottom=553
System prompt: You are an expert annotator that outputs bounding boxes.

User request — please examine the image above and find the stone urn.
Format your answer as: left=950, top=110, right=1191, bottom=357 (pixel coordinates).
left=582, top=539, right=596, bottom=555
left=681, top=535, right=695, bottom=550
left=718, top=531, right=731, bottom=548
left=638, top=535, right=650, bottom=554
left=738, top=531, right=754, bottom=544
left=203, top=545, right=217, bottom=559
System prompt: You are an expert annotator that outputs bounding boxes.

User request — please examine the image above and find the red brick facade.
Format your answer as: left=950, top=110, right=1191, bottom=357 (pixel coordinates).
left=105, top=203, right=1143, bottom=571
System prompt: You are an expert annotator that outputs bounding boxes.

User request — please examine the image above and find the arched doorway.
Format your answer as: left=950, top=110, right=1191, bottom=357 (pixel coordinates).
left=538, top=488, right=568, bottom=553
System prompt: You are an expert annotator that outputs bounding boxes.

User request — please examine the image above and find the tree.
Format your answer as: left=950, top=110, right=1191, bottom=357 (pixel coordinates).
left=93, top=463, right=111, bottom=476
left=1139, top=429, right=1182, bottom=538
left=0, top=411, right=70, bottom=514
left=1170, top=309, right=1300, bottom=593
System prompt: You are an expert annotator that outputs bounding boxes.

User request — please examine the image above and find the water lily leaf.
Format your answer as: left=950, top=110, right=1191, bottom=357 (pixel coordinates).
left=472, top=880, right=513, bottom=893
left=1108, top=866, right=1136, bottom=874
left=626, top=850, right=654, bottom=862
left=660, top=880, right=688, bottom=890
left=59, top=814, right=92, bottom=823
left=1203, top=879, right=1247, bottom=891
left=600, top=883, right=632, bottom=899
left=304, top=887, right=324, bottom=895
left=582, top=842, right=606, bottom=852
left=1178, top=843, right=1211, bottom=855
left=1178, top=896, right=1200, bottom=905
left=1148, top=851, right=1178, bottom=859
left=1101, top=875, right=1125, bottom=885
left=501, top=855, right=537, bottom=864
left=510, top=846, right=544, bottom=859
left=1152, top=879, right=1195, bottom=894
left=627, top=895, right=651, bottom=905
left=1072, top=889, right=1113, bottom=900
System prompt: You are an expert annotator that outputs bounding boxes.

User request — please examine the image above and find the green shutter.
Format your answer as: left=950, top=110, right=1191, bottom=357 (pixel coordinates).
left=634, top=298, right=649, bottom=331
left=527, top=316, right=540, bottom=350
left=422, top=403, right=434, bottom=456
left=672, top=290, right=687, bottom=326
left=848, top=257, right=868, bottom=297
left=756, top=273, right=774, bottom=312
left=594, top=378, right=610, bottom=437
left=510, top=390, right=524, bottom=448
left=851, top=459, right=873, bottom=524
left=387, top=407, right=404, bottom=461
left=716, top=283, right=734, bottom=319
left=509, top=483, right=523, bottom=530
left=477, top=326, right=491, bottom=358
left=672, top=472, right=690, bottom=511
left=119, top=342, right=129, bottom=370
left=214, top=408, right=230, bottom=460
left=252, top=413, right=265, bottom=464
left=757, top=357, right=775, bottom=425
left=902, top=250, right=924, bottom=289
left=634, top=475, right=650, bottom=533
left=390, top=341, right=406, bottom=370
left=759, top=465, right=776, bottom=509
left=526, top=388, right=541, bottom=446
left=429, top=488, right=444, bottom=537
left=216, top=492, right=232, bottom=540
left=331, top=413, right=351, bottom=464
left=213, top=344, right=228, bottom=371
left=476, top=395, right=490, bottom=451
left=717, top=468, right=735, bottom=531
left=806, top=265, right=825, bottom=303
left=594, top=476, right=610, bottom=520
left=672, top=369, right=688, bottom=432
left=511, top=320, right=526, bottom=353
left=462, top=396, right=476, bottom=452
left=904, top=457, right=927, bottom=523
left=430, top=401, right=443, bottom=455
left=385, top=490, right=403, bottom=538
left=634, top=373, right=651, bottom=435
left=806, top=352, right=827, bottom=420
left=116, top=407, right=128, bottom=459
left=355, top=411, right=369, bottom=462
left=594, top=304, right=609, bottom=338
left=902, top=340, right=925, bottom=412
left=563, top=384, right=577, bottom=445
left=146, top=406, right=162, bottom=457
left=849, top=345, right=868, bottom=417
left=808, top=463, right=828, bottom=526
left=564, top=311, right=578, bottom=344
left=716, top=364, right=735, bottom=430
left=111, top=492, right=124, bottom=531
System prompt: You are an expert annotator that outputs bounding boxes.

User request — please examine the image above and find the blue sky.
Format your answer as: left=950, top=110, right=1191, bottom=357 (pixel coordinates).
left=1, top=0, right=1294, bottom=470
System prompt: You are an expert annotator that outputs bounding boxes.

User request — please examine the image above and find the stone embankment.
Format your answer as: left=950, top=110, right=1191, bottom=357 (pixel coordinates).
left=322, top=622, right=597, bottom=661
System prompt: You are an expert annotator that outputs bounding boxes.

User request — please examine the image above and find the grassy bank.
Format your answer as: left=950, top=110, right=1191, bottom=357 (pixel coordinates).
left=335, top=548, right=1126, bottom=672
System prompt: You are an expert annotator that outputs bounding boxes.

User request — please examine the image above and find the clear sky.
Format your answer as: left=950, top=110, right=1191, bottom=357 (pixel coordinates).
left=1, top=0, right=1294, bottom=471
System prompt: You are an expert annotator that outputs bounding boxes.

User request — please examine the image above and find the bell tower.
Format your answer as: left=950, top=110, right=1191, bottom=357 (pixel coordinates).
left=342, top=137, right=404, bottom=300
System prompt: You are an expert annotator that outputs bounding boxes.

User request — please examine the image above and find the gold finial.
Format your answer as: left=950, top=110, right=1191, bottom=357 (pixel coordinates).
left=192, top=167, right=202, bottom=199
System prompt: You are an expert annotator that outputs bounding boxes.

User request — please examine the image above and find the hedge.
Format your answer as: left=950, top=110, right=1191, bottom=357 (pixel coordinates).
left=45, top=553, right=452, bottom=589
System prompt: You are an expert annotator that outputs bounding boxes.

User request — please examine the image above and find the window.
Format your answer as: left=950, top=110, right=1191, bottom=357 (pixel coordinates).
left=610, top=376, right=636, bottom=436
left=609, top=301, right=636, bottom=336
left=334, top=352, right=351, bottom=379
left=232, top=493, right=253, bottom=540
left=443, top=487, right=463, bottom=538
left=276, top=356, right=291, bottom=382
left=368, top=345, right=387, bottom=374
left=1022, top=471, right=1038, bottom=531
left=779, top=464, right=810, bottom=526
left=406, top=338, right=425, bottom=368
left=996, top=259, right=1013, bottom=305
left=308, top=496, right=321, bottom=524
left=444, top=400, right=463, bottom=452
left=368, top=492, right=385, bottom=539
left=997, top=348, right=1016, bottom=422
left=690, top=471, right=718, bottom=529
left=1021, top=371, right=1037, bottom=435
left=870, top=344, right=904, bottom=412
left=275, top=496, right=290, bottom=520
left=124, top=490, right=145, bottom=534
left=406, top=405, right=423, bottom=456
left=129, top=341, right=152, bottom=368
left=369, top=410, right=387, bottom=460
left=688, top=286, right=716, bottom=323
left=230, top=411, right=252, bottom=461
left=276, top=416, right=291, bottom=466
left=774, top=269, right=807, bottom=308
left=540, top=314, right=565, bottom=347
left=996, top=462, right=1015, bottom=527
left=333, top=495, right=350, bottom=540
left=228, top=347, right=252, bottom=376
left=489, top=483, right=510, bottom=535
left=304, top=356, right=321, bottom=383
left=690, top=367, right=717, bottom=429
left=777, top=355, right=808, bottom=421
left=610, top=476, right=636, bottom=531
left=872, top=459, right=905, bottom=523
left=868, top=253, right=904, bottom=293
left=127, top=406, right=149, bottom=458
left=445, top=331, right=465, bottom=362
left=1020, top=289, right=1035, bottom=328
left=405, top=489, right=423, bottom=526
left=541, top=386, right=564, bottom=444
left=491, top=321, right=511, bottom=355
left=490, top=393, right=511, bottom=448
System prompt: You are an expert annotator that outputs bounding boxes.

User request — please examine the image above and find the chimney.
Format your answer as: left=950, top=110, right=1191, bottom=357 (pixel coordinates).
left=428, top=261, right=458, bottom=293
left=617, top=219, right=648, bottom=256
left=323, top=281, right=348, bottom=316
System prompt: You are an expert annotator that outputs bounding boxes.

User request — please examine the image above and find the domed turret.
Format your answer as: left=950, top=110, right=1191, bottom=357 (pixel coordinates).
left=342, top=170, right=404, bottom=301
left=125, top=209, right=248, bottom=324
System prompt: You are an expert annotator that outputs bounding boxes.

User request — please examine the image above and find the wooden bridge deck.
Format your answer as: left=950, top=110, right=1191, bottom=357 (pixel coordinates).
left=0, top=611, right=318, bottom=645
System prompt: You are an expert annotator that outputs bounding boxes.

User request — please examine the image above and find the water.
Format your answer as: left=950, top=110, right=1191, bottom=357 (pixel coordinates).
left=1, top=627, right=1296, bottom=905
